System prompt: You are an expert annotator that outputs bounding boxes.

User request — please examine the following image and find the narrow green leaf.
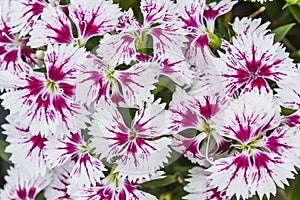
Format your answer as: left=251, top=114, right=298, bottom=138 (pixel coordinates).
left=141, top=175, right=177, bottom=188
left=289, top=5, right=300, bottom=24
left=272, top=23, right=295, bottom=42
left=33, top=67, right=47, bottom=73
left=0, top=140, right=11, bottom=163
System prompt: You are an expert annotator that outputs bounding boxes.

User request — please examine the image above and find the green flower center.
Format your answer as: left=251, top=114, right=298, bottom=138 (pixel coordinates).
left=45, top=79, right=58, bottom=93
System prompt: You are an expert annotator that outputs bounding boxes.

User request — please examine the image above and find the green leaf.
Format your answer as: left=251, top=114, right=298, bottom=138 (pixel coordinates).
left=290, top=50, right=300, bottom=63
left=35, top=191, right=46, bottom=200
left=281, top=106, right=297, bottom=116
left=272, top=23, right=295, bottom=42
left=113, top=0, right=131, bottom=10
left=289, top=174, right=300, bottom=200
left=33, top=67, right=47, bottom=73
left=0, top=140, right=11, bottom=163
left=289, top=5, right=300, bottom=24
left=141, top=175, right=178, bottom=188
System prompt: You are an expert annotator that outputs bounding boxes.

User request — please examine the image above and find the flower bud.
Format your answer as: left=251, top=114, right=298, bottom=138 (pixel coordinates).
left=208, top=32, right=222, bottom=51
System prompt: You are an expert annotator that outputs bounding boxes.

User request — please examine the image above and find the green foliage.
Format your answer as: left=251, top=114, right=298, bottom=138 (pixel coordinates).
left=0, top=140, right=11, bottom=163
left=289, top=5, right=300, bottom=23
left=272, top=23, right=296, bottom=42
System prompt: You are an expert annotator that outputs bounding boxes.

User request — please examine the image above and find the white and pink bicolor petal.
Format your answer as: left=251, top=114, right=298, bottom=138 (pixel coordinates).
left=0, top=166, right=51, bottom=200
left=90, top=99, right=172, bottom=180
left=172, top=134, right=207, bottom=165
left=214, top=32, right=295, bottom=95
left=45, top=132, right=106, bottom=187
left=68, top=175, right=157, bottom=200
left=44, top=164, right=72, bottom=200
left=28, top=5, right=73, bottom=48
left=276, top=71, right=300, bottom=110
left=154, top=54, right=194, bottom=86
left=204, top=0, right=237, bottom=32
left=114, top=62, right=159, bottom=106
left=149, top=24, right=187, bottom=57
left=169, top=88, right=202, bottom=133
left=232, top=17, right=271, bottom=37
left=184, top=167, right=229, bottom=200
left=76, top=55, right=110, bottom=105
left=3, top=119, right=48, bottom=177
left=140, top=0, right=176, bottom=25
left=9, top=0, right=46, bottom=37
left=69, top=0, right=122, bottom=42
left=97, top=32, right=137, bottom=66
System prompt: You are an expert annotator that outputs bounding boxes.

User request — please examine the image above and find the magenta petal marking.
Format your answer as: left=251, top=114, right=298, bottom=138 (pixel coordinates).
left=26, top=134, right=47, bottom=157
left=285, top=113, right=300, bottom=127
left=251, top=152, right=277, bottom=182
left=170, top=108, right=200, bottom=131
left=174, top=137, right=203, bottom=159
left=229, top=154, right=250, bottom=183
left=16, top=187, right=27, bottom=199
left=265, top=131, right=292, bottom=155
left=28, top=187, right=36, bottom=199
left=191, top=96, right=220, bottom=120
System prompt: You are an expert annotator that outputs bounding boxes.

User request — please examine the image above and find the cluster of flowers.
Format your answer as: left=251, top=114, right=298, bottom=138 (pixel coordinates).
left=0, top=0, right=299, bottom=199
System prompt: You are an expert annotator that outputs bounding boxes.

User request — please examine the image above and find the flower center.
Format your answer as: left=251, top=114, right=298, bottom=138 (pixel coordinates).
left=79, top=142, right=93, bottom=154
left=129, top=128, right=137, bottom=140
left=134, top=28, right=149, bottom=54
left=45, top=79, right=58, bottom=93
left=233, top=138, right=262, bottom=155
left=199, top=119, right=214, bottom=136
left=249, top=71, right=259, bottom=78
left=105, top=68, right=118, bottom=86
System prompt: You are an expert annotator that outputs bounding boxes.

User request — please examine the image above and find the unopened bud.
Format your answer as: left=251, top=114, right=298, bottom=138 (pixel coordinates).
left=208, top=32, right=221, bottom=50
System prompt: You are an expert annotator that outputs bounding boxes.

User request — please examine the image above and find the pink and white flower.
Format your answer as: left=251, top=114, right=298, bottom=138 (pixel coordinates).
left=153, top=51, right=195, bottom=86
left=169, top=87, right=227, bottom=165
left=44, top=164, right=72, bottom=200
left=28, top=5, right=73, bottom=48
left=0, top=44, right=88, bottom=137
left=0, top=2, right=36, bottom=74
left=232, top=17, right=271, bottom=37
left=276, top=71, right=300, bottom=110
left=28, top=0, right=122, bottom=48
left=0, top=166, right=51, bottom=200
left=45, top=132, right=106, bottom=187
left=9, top=0, right=50, bottom=37
left=208, top=92, right=300, bottom=199
left=214, top=25, right=295, bottom=95
left=175, top=0, right=236, bottom=67
left=68, top=170, right=157, bottom=200
left=3, top=117, right=48, bottom=177
left=98, top=0, right=187, bottom=66
left=90, top=99, right=172, bottom=180
left=184, top=167, right=229, bottom=200
left=76, top=55, right=159, bottom=106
